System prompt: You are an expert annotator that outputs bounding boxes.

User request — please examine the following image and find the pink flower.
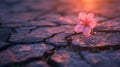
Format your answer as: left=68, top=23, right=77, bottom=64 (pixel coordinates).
left=74, top=12, right=96, bottom=37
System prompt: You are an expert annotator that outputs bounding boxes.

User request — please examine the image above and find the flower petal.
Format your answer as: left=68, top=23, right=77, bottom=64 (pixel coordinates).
left=89, top=19, right=96, bottom=29
left=78, top=12, right=87, bottom=20
left=74, top=24, right=84, bottom=33
left=78, top=21, right=84, bottom=25
left=87, top=13, right=94, bottom=20
left=83, top=27, right=91, bottom=37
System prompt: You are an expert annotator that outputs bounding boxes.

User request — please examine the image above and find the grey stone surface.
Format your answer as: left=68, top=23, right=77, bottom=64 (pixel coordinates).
left=9, top=25, right=74, bottom=43
left=96, top=17, right=120, bottom=31
left=0, top=28, right=11, bottom=41
left=51, top=48, right=91, bottom=67
left=72, top=32, right=120, bottom=47
left=1, top=10, right=48, bottom=21
left=26, top=61, right=50, bottom=67
left=81, top=50, right=120, bottom=67
left=46, top=33, right=69, bottom=46
left=0, top=43, right=54, bottom=65
left=15, top=26, right=36, bottom=35
left=0, top=42, right=9, bottom=48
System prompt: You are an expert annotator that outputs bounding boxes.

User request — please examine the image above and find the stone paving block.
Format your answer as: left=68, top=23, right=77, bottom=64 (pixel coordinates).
left=26, top=61, right=49, bottom=67
left=0, top=43, right=54, bottom=65
left=0, top=28, right=11, bottom=41
left=72, top=32, right=120, bottom=47
left=15, top=26, right=36, bottom=35
left=46, top=33, right=69, bottom=46
left=81, top=50, right=120, bottom=67
left=50, top=48, right=91, bottom=67
left=9, top=34, right=28, bottom=42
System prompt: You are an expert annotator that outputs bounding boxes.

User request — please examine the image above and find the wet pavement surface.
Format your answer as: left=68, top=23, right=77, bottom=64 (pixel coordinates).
left=0, top=0, right=120, bottom=67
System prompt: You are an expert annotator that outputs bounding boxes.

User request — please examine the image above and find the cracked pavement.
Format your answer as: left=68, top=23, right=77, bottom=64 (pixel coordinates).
left=0, top=0, right=120, bottom=67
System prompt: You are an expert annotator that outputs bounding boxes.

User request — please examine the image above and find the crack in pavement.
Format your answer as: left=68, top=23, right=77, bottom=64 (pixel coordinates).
left=78, top=52, right=94, bottom=67
left=65, top=32, right=94, bottom=67
left=44, top=32, right=66, bottom=47
left=42, top=48, right=60, bottom=67
left=94, top=30, right=120, bottom=33
left=1, top=29, right=120, bottom=67
left=65, top=32, right=120, bottom=67
left=2, top=42, right=67, bottom=67
left=65, top=31, right=120, bottom=53
left=0, top=32, right=63, bottom=52
left=71, top=45, right=120, bottom=53
left=2, top=45, right=64, bottom=67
